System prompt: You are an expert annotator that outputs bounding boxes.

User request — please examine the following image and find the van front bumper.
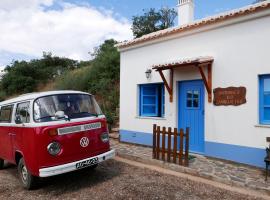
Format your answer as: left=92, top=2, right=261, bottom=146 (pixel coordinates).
left=39, top=149, right=115, bottom=177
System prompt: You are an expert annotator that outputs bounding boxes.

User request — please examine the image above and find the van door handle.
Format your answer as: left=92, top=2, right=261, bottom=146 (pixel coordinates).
left=8, top=133, right=16, bottom=136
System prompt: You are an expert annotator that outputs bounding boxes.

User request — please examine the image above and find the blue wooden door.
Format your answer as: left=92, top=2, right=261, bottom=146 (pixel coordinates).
left=178, top=80, right=205, bottom=153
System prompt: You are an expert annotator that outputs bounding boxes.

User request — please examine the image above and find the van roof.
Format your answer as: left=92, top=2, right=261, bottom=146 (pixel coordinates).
left=0, top=90, right=90, bottom=106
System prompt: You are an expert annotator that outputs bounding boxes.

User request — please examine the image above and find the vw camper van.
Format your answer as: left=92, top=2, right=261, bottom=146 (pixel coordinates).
left=0, top=91, right=115, bottom=189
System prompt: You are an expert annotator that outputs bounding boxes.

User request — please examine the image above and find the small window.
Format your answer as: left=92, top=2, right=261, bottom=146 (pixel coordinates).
left=186, top=90, right=200, bottom=109
left=0, top=105, right=13, bottom=123
left=16, top=102, right=30, bottom=123
left=259, top=75, right=270, bottom=124
left=139, top=84, right=165, bottom=117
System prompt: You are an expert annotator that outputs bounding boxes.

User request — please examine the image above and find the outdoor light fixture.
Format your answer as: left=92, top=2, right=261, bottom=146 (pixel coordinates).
left=145, top=69, right=152, bottom=79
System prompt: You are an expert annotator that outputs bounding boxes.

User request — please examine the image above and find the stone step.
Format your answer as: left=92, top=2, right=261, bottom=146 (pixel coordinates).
left=109, top=132, right=119, bottom=139
left=111, top=127, right=119, bottom=133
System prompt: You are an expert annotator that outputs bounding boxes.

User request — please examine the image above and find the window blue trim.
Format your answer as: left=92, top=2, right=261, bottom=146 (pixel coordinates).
left=161, top=86, right=165, bottom=117
left=140, top=85, right=158, bottom=116
left=259, top=74, right=270, bottom=125
left=139, top=83, right=164, bottom=117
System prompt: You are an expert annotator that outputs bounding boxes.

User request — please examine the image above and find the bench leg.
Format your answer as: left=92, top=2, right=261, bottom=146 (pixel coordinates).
left=266, top=162, right=269, bottom=181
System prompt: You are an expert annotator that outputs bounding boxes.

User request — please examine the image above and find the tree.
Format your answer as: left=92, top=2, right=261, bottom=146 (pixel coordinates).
left=1, top=53, right=77, bottom=96
left=159, top=7, right=178, bottom=29
left=55, top=39, right=120, bottom=127
left=132, top=7, right=177, bottom=38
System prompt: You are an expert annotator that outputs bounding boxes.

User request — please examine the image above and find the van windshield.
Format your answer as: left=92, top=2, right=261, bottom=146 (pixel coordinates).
left=33, top=94, right=102, bottom=122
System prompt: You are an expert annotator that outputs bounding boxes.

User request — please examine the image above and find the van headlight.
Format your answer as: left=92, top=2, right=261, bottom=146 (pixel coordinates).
left=47, top=142, right=61, bottom=156
left=100, top=133, right=109, bottom=143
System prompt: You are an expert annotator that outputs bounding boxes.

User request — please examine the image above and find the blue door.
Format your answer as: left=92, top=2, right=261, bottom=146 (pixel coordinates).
left=178, top=80, right=205, bottom=153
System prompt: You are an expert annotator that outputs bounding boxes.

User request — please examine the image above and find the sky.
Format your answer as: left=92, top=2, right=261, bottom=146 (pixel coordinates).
left=0, top=0, right=257, bottom=68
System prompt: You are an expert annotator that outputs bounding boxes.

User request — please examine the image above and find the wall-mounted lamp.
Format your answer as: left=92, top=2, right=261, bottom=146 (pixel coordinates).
left=145, top=69, right=152, bottom=79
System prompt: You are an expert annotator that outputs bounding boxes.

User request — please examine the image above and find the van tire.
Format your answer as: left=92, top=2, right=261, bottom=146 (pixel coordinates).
left=0, top=158, right=4, bottom=169
left=18, top=158, right=38, bottom=190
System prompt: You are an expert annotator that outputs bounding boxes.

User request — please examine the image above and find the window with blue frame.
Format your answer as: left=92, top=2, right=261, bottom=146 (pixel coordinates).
left=259, top=75, right=270, bottom=124
left=139, top=84, right=165, bottom=117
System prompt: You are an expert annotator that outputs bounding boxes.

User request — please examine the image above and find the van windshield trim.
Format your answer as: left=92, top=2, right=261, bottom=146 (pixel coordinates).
left=33, top=93, right=102, bottom=123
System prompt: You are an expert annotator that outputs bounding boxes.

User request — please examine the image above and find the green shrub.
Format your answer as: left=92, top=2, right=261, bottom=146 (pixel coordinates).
left=54, top=39, right=120, bottom=126
left=0, top=91, right=7, bottom=101
left=54, top=66, right=91, bottom=91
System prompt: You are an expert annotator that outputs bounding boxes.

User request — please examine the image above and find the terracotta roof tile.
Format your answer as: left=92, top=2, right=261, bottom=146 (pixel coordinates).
left=117, top=1, right=270, bottom=49
left=152, top=56, right=214, bottom=70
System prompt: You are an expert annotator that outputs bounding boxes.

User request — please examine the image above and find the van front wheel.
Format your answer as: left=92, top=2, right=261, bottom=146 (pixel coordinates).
left=18, top=158, right=38, bottom=190
left=0, top=158, right=4, bottom=169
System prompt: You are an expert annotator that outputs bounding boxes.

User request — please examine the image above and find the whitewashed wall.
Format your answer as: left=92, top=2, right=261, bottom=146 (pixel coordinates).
left=120, top=12, right=270, bottom=150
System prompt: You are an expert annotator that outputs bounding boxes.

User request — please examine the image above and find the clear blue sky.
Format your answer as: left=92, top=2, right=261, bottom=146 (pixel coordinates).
left=66, top=0, right=255, bottom=20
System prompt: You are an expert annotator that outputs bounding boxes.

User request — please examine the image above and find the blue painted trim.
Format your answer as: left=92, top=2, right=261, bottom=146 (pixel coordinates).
left=120, top=129, right=153, bottom=146
left=140, top=84, right=158, bottom=117
left=120, top=130, right=265, bottom=168
left=139, top=83, right=164, bottom=117
left=259, top=74, right=270, bottom=125
left=120, top=129, right=178, bottom=148
left=205, top=141, right=265, bottom=168
left=161, top=85, right=165, bottom=117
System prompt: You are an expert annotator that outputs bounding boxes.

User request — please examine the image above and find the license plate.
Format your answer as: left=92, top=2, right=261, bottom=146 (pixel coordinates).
left=76, top=157, right=99, bottom=169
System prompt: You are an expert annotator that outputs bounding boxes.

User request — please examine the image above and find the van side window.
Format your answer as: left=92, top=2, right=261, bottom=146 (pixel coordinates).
left=16, top=102, right=30, bottom=123
left=0, top=105, right=13, bottom=123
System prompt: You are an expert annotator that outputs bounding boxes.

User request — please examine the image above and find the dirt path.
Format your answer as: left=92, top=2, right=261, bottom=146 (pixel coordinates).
left=0, top=159, right=265, bottom=200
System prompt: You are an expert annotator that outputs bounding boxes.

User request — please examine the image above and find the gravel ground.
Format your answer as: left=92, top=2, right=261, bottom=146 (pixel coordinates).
left=0, top=160, right=263, bottom=200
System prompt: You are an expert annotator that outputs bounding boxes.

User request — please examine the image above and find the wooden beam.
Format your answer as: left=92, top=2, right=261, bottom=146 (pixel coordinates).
left=170, top=69, right=173, bottom=102
left=207, top=64, right=212, bottom=102
left=158, top=70, right=173, bottom=102
left=198, top=64, right=212, bottom=102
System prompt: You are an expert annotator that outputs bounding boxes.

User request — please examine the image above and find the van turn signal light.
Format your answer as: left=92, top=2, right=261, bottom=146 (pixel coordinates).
left=48, top=129, right=58, bottom=136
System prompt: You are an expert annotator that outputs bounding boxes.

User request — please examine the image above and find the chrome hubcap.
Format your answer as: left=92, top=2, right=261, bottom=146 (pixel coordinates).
left=21, top=166, right=28, bottom=182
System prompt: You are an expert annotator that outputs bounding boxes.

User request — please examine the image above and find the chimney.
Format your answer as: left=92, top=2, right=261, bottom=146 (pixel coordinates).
left=177, top=0, right=194, bottom=26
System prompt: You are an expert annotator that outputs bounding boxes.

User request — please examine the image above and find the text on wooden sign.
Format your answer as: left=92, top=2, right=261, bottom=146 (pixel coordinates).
left=213, top=87, right=246, bottom=106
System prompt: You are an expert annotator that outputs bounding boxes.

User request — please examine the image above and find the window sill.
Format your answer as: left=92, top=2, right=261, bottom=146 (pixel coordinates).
left=255, top=124, right=270, bottom=128
left=136, top=116, right=166, bottom=120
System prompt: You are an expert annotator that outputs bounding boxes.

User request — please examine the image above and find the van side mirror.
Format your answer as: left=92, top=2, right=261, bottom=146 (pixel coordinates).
left=15, top=115, right=22, bottom=124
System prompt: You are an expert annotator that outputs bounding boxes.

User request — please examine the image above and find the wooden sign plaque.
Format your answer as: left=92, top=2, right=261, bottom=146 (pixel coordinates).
left=213, top=87, right=246, bottom=106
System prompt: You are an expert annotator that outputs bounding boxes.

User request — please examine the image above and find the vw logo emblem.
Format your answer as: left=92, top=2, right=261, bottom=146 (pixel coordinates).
left=80, top=137, right=89, bottom=148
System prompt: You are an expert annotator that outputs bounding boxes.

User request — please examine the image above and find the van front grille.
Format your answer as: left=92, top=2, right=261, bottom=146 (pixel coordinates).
left=57, top=122, right=101, bottom=135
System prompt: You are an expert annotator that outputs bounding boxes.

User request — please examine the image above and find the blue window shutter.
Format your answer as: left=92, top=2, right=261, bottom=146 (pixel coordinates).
left=259, top=75, right=270, bottom=124
left=139, top=83, right=165, bottom=117
left=259, top=76, right=263, bottom=124
left=140, top=85, right=158, bottom=117
left=161, top=85, right=165, bottom=117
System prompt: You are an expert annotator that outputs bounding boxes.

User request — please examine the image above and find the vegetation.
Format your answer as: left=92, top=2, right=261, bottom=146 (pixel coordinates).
left=55, top=39, right=120, bottom=127
left=0, top=52, right=77, bottom=97
left=131, top=7, right=177, bottom=38
left=0, top=40, right=120, bottom=127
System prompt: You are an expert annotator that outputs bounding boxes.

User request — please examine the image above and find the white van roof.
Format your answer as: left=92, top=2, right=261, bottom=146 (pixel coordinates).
left=0, top=90, right=90, bottom=106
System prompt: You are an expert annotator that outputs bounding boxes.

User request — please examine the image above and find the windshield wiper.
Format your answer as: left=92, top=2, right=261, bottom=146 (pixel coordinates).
left=36, top=115, right=70, bottom=121
left=35, top=115, right=55, bottom=121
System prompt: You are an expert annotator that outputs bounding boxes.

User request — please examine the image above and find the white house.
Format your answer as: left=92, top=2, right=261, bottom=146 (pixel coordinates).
left=117, top=0, right=270, bottom=168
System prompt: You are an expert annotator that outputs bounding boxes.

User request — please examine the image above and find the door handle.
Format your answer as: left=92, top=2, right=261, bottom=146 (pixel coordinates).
left=8, top=133, right=16, bottom=136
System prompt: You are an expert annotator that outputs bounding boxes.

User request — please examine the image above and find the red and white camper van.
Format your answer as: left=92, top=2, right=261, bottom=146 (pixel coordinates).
left=0, top=91, right=115, bottom=189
